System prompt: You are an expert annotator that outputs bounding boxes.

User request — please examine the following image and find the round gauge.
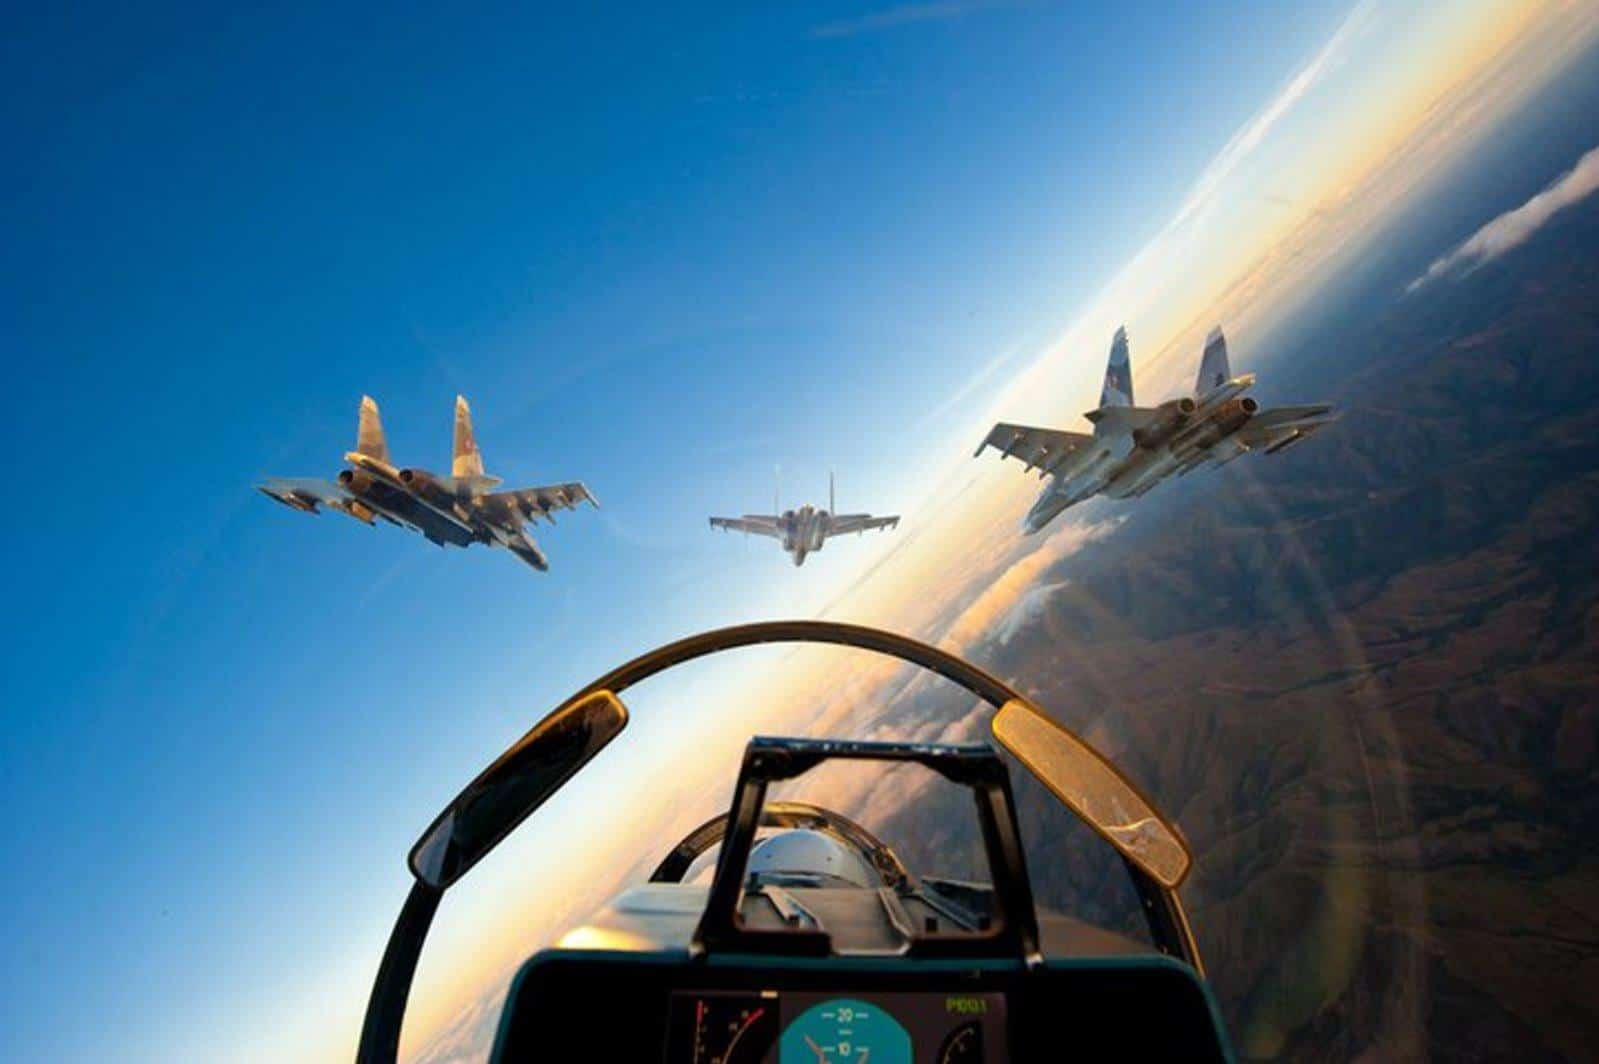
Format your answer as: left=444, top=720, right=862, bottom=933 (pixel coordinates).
left=937, top=1020, right=984, bottom=1063
left=682, top=996, right=778, bottom=1064
left=780, top=997, right=911, bottom=1064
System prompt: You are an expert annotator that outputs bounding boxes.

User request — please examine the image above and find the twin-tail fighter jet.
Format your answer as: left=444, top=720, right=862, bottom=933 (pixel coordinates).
left=259, top=396, right=596, bottom=570
left=976, top=326, right=1336, bottom=533
left=710, top=473, right=899, bottom=566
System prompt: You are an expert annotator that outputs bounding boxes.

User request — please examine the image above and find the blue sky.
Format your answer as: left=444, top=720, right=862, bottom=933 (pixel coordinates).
left=0, top=2, right=1383, bottom=1059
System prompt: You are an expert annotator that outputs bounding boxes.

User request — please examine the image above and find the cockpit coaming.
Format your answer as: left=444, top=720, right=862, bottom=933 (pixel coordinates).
left=355, top=622, right=1232, bottom=1064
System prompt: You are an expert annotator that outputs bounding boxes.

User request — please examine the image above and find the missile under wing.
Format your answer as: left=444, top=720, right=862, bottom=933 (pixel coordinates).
left=972, top=423, right=1095, bottom=478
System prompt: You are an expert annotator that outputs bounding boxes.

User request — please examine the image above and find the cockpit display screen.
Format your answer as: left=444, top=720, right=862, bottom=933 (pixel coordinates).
left=666, top=989, right=1007, bottom=1063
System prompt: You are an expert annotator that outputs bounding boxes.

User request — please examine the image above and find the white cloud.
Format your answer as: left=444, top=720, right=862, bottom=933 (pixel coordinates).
left=1407, top=142, right=1599, bottom=292
left=935, top=518, right=1118, bottom=654
left=995, top=579, right=1068, bottom=645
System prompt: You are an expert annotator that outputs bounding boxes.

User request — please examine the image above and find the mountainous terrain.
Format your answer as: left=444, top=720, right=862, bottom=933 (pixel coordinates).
left=867, top=194, right=1599, bottom=1059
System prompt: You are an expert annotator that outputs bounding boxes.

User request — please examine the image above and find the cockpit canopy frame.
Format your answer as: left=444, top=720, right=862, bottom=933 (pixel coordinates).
left=692, top=736, right=1043, bottom=961
left=357, top=620, right=1202, bottom=1064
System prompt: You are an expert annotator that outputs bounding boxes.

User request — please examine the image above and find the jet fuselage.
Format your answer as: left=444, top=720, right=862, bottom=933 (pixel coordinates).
left=780, top=505, right=832, bottom=566
left=396, top=465, right=552, bottom=567
left=335, top=467, right=476, bottom=547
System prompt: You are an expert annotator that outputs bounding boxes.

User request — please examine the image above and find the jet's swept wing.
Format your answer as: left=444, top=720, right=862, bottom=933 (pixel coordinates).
left=709, top=515, right=782, bottom=538
left=974, top=423, right=1094, bottom=474
left=1234, top=404, right=1338, bottom=452
left=485, top=481, right=599, bottom=524
left=259, top=477, right=352, bottom=514
left=1238, top=404, right=1336, bottom=432
left=1234, top=406, right=1336, bottom=438
left=826, top=513, right=900, bottom=537
left=259, top=477, right=391, bottom=525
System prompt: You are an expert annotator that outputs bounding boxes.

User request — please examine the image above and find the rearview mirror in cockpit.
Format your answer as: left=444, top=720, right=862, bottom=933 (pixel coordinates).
left=409, top=689, right=629, bottom=889
left=991, top=698, right=1191, bottom=889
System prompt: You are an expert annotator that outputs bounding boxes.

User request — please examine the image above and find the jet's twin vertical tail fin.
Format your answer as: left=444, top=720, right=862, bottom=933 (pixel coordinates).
left=1099, top=326, right=1134, bottom=408
left=452, top=395, right=486, bottom=479
left=356, top=396, right=391, bottom=464
left=1198, top=327, right=1231, bottom=396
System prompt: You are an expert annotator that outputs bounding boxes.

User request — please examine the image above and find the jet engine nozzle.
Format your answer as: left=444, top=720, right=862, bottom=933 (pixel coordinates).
left=1133, top=397, right=1200, bottom=450
left=1206, top=396, right=1257, bottom=435
left=1174, top=397, right=1260, bottom=453
left=398, top=468, right=451, bottom=504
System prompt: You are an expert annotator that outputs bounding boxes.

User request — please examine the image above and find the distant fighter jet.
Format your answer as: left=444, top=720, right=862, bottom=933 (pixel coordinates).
left=260, top=396, right=596, bottom=570
left=710, top=474, right=898, bottom=566
left=976, top=326, right=1336, bottom=533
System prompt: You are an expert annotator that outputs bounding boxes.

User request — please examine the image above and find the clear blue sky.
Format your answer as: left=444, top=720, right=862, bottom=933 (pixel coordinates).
left=0, top=3, right=1351, bottom=1058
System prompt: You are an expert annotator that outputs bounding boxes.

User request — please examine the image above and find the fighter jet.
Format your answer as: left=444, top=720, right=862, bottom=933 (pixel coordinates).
left=976, top=326, right=1336, bottom=533
left=259, top=395, right=596, bottom=570
left=710, top=474, right=898, bottom=566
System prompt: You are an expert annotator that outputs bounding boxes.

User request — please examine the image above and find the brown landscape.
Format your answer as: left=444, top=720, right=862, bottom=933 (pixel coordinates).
left=857, top=196, right=1599, bottom=1058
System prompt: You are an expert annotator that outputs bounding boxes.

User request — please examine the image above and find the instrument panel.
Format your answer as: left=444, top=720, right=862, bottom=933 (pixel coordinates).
left=666, top=989, right=1006, bottom=1063
left=490, top=951, right=1231, bottom=1063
